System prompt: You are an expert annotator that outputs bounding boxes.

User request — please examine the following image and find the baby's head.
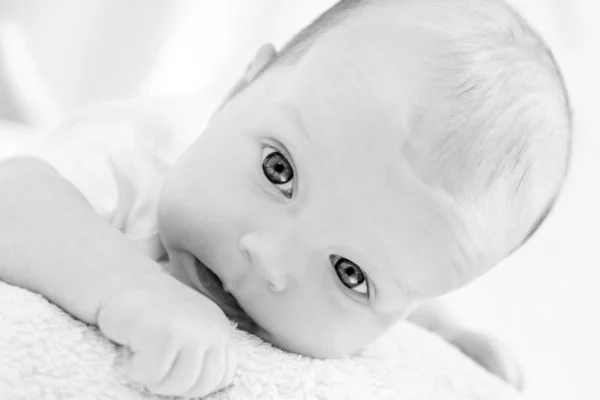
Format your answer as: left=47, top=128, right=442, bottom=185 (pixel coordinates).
left=158, top=0, right=571, bottom=358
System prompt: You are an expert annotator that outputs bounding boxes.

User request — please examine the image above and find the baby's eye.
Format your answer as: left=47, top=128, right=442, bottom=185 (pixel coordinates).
left=331, top=256, right=369, bottom=298
left=262, top=148, right=294, bottom=198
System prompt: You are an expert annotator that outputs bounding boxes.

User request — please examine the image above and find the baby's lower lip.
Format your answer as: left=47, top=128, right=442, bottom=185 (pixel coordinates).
left=193, top=257, right=260, bottom=333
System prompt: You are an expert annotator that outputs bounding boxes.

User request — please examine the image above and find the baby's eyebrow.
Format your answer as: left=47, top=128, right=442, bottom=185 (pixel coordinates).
left=387, top=273, right=425, bottom=304
left=363, top=273, right=416, bottom=316
left=275, top=102, right=312, bottom=143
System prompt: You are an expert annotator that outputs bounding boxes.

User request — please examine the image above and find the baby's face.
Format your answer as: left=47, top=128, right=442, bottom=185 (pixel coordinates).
left=158, top=31, right=492, bottom=358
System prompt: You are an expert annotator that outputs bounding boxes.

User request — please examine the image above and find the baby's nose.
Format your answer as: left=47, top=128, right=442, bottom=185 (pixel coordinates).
left=238, top=233, right=291, bottom=293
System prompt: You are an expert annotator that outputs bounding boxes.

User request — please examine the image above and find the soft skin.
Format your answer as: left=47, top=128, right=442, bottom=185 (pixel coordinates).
left=159, top=30, right=497, bottom=359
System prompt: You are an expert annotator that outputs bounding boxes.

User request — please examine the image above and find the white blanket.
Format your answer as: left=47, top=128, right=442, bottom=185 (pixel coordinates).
left=0, top=281, right=522, bottom=400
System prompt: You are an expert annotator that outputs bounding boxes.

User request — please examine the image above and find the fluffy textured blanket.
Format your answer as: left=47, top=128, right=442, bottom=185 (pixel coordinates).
left=0, top=281, right=521, bottom=400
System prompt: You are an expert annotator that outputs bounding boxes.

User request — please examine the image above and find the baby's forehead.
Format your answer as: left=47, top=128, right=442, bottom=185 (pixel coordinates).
left=280, top=27, right=434, bottom=138
left=278, top=55, right=419, bottom=144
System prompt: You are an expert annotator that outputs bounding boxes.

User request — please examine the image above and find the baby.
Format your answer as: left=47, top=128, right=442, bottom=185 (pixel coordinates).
left=0, top=0, right=571, bottom=398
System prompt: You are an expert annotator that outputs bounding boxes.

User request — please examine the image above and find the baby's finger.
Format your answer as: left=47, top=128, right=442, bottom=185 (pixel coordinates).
left=217, top=344, right=238, bottom=391
left=184, top=347, right=229, bottom=398
left=148, top=347, right=203, bottom=396
left=124, top=343, right=177, bottom=387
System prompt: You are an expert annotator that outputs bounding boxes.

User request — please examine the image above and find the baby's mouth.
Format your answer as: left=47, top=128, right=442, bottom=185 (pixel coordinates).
left=193, top=257, right=260, bottom=333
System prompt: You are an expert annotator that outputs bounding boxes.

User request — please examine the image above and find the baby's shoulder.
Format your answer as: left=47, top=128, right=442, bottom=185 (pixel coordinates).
left=46, top=97, right=211, bottom=162
left=47, top=100, right=166, bottom=150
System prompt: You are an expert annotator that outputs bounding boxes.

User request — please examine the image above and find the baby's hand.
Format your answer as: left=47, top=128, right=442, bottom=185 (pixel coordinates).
left=97, top=273, right=237, bottom=398
left=447, top=329, right=525, bottom=391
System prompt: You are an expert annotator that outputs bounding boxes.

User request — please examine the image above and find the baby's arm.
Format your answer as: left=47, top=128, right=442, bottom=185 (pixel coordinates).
left=0, top=156, right=161, bottom=323
left=0, top=156, right=236, bottom=397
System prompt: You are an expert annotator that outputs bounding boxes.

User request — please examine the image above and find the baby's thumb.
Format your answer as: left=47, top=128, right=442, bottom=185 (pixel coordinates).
left=119, top=346, right=135, bottom=377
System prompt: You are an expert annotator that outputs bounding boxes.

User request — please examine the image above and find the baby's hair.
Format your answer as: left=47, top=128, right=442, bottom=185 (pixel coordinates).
left=272, top=0, right=572, bottom=256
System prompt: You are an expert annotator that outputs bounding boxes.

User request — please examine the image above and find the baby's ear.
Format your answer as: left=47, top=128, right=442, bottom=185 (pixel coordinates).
left=242, top=43, right=278, bottom=84
left=218, top=43, right=277, bottom=109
